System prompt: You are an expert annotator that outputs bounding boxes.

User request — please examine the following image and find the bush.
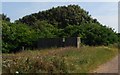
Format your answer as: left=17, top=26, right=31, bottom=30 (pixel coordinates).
left=2, top=22, right=38, bottom=53
left=2, top=56, right=69, bottom=73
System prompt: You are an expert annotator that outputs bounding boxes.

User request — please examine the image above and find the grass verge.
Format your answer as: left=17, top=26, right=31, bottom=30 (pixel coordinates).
left=2, top=46, right=118, bottom=73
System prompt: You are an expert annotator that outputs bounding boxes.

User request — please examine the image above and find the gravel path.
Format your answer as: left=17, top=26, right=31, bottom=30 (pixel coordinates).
left=92, top=55, right=119, bottom=73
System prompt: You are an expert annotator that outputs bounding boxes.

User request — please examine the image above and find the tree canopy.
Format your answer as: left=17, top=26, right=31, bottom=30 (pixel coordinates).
left=1, top=5, right=118, bottom=53
left=18, top=5, right=99, bottom=28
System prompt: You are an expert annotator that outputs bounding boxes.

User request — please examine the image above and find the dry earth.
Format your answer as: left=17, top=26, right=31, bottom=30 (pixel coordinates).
left=92, top=54, right=119, bottom=73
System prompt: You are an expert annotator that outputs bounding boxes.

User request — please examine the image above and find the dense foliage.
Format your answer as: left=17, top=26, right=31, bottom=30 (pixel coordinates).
left=1, top=5, right=118, bottom=53
left=2, top=21, right=38, bottom=53
left=63, top=23, right=118, bottom=45
left=18, top=5, right=99, bottom=28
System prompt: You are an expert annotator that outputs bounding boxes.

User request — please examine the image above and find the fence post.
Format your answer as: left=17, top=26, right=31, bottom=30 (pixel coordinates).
left=62, top=38, right=65, bottom=47
left=77, top=37, right=81, bottom=48
left=22, top=46, right=24, bottom=51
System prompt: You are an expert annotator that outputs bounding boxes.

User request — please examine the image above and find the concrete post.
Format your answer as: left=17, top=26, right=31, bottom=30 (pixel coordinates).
left=22, top=46, right=24, bottom=51
left=62, top=38, right=65, bottom=47
left=77, top=37, right=81, bottom=48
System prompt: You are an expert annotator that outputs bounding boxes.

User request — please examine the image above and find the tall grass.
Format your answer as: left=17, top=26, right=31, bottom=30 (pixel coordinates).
left=2, top=46, right=118, bottom=74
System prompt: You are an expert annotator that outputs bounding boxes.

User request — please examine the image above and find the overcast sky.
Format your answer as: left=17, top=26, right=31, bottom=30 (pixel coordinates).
left=2, top=2, right=118, bottom=32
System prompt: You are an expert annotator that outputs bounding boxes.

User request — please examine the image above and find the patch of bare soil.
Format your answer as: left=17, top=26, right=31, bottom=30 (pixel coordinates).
left=92, top=55, right=119, bottom=73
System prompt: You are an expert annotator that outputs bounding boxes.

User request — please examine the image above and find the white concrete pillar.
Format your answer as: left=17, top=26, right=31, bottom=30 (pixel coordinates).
left=77, top=37, right=81, bottom=48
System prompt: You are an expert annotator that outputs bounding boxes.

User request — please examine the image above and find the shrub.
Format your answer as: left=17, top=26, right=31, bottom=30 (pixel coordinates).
left=2, top=56, right=69, bottom=73
left=2, top=22, right=38, bottom=53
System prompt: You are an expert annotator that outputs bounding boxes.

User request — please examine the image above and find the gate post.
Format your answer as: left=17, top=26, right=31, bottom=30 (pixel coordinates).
left=77, top=37, right=81, bottom=48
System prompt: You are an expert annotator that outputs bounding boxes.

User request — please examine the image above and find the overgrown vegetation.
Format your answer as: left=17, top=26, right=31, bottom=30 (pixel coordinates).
left=2, top=46, right=118, bottom=73
left=1, top=4, right=119, bottom=53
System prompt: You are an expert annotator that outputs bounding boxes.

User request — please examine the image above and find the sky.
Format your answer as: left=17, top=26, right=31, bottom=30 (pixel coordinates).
left=2, top=2, right=118, bottom=32
left=1, top=0, right=119, bottom=2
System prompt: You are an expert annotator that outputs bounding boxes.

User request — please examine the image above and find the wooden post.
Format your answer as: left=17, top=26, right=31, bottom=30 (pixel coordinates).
left=77, top=37, right=81, bottom=48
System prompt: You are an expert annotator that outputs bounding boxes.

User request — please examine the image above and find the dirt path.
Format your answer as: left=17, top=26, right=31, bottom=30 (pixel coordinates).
left=92, top=55, right=118, bottom=73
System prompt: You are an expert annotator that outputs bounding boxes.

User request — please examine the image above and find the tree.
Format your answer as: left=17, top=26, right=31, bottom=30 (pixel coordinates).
left=80, top=23, right=118, bottom=45
left=63, top=23, right=118, bottom=46
left=16, top=5, right=118, bottom=46
left=2, top=22, right=37, bottom=53
left=33, top=20, right=58, bottom=38
left=18, top=5, right=97, bottom=28
left=1, top=4, right=118, bottom=53
left=0, top=14, right=10, bottom=22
